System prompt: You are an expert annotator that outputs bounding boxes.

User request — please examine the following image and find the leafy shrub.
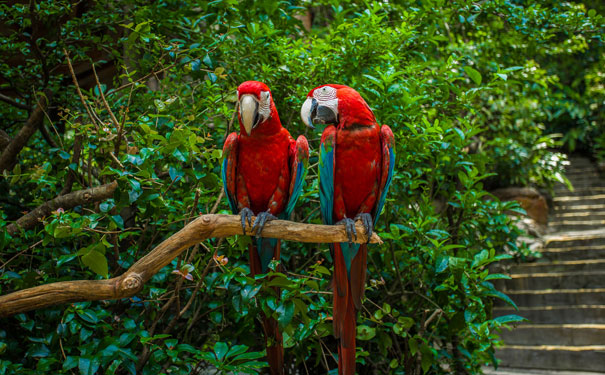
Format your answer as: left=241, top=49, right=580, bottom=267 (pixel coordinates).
left=0, top=1, right=602, bottom=374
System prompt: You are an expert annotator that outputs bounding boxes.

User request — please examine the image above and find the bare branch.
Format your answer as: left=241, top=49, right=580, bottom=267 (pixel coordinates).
left=0, top=93, right=31, bottom=111
left=0, top=214, right=381, bottom=317
left=6, top=181, right=118, bottom=236
left=63, top=48, right=99, bottom=130
left=0, top=91, right=51, bottom=172
left=59, top=134, right=83, bottom=195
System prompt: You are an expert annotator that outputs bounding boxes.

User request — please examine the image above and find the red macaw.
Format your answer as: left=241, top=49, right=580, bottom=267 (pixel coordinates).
left=222, top=81, right=309, bottom=375
left=301, top=84, right=395, bottom=375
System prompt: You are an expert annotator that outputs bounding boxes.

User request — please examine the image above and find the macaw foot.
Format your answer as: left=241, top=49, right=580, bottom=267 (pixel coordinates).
left=355, top=213, right=374, bottom=243
left=252, top=210, right=277, bottom=238
left=336, top=217, right=357, bottom=243
left=239, top=207, right=254, bottom=235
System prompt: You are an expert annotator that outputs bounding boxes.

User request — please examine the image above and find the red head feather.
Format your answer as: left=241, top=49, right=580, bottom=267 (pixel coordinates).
left=303, top=84, right=376, bottom=129
left=237, top=81, right=281, bottom=136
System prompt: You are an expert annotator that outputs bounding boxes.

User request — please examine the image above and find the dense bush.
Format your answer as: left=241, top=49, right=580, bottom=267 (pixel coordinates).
left=1, top=1, right=602, bottom=374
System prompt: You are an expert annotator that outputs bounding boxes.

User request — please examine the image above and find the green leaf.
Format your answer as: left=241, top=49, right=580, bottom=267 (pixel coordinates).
left=277, top=300, right=295, bottom=328
left=81, top=249, right=108, bottom=277
left=493, top=314, right=527, bottom=324
left=464, top=66, right=482, bottom=85
left=214, top=342, right=229, bottom=361
left=357, top=325, right=376, bottom=340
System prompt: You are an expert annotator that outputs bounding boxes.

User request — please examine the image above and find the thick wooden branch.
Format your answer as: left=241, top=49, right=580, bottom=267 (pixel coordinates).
left=6, top=181, right=118, bottom=236
left=0, top=91, right=51, bottom=172
left=0, top=214, right=381, bottom=317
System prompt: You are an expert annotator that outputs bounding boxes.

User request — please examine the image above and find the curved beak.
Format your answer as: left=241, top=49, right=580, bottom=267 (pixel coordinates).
left=239, top=94, right=260, bottom=136
left=300, top=97, right=317, bottom=129
left=301, top=97, right=339, bottom=129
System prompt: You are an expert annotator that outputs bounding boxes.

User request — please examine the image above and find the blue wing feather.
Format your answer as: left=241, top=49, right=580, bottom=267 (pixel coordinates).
left=221, top=157, right=238, bottom=214
left=374, top=147, right=394, bottom=226
left=282, top=161, right=307, bottom=219
left=319, top=141, right=335, bottom=225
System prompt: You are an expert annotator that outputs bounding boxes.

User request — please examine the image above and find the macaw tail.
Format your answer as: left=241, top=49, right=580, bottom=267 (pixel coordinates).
left=333, top=243, right=367, bottom=375
left=249, top=238, right=284, bottom=375
left=262, top=315, right=284, bottom=375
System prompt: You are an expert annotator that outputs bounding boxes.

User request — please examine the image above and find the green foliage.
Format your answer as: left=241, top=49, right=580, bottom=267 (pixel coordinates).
left=0, top=0, right=602, bottom=374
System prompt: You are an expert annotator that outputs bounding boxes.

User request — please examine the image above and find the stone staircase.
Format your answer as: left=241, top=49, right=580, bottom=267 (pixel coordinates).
left=490, top=156, right=605, bottom=373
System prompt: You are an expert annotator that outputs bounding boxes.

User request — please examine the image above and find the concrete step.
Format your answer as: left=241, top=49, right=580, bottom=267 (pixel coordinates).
left=484, top=367, right=605, bottom=375
left=553, top=204, right=605, bottom=213
left=540, top=245, right=605, bottom=261
left=494, top=305, right=605, bottom=324
left=497, top=271, right=605, bottom=290
left=545, top=231, right=605, bottom=248
left=496, top=288, right=605, bottom=307
left=554, top=199, right=605, bottom=209
left=550, top=220, right=605, bottom=231
left=553, top=187, right=605, bottom=196
left=495, top=345, right=605, bottom=372
left=551, top=223, right=605, bottom=232
left=499, top=324, right=605, bottom=346
left=510, top=259, right=605, bottom=273
left=551, top=212, right=605, bottom=220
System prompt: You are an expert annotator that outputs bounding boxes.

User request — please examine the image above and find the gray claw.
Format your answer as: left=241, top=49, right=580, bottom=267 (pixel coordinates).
left=355, top=213, right=374, bottom=243
left=252, top=210, right=277, bottom=238
left=239, top=207, right=254, bottom=235
left=337, top=218, right=357, bottom=244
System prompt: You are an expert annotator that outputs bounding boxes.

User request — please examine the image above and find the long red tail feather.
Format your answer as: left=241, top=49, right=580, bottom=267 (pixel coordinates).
left=338, top=288, right=357, bottom=375
left=262, top=315, right=284, bottom=375
left=349, top=244, right=367, bottom=310
left=249, top=242, right=284, bottom=375
left=332, top=244, right=349, bottom=339
left=333, top=243, right=361, bottom=374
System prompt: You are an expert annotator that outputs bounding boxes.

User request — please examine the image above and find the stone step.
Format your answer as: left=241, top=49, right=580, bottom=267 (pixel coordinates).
left=496, top=288, right=605, bottom=307
left=553, top=194, right=605, bottom=207
left=494, top=305, right=605, bottom=324
left=495, top=345, right=605, bottom=372
left=564, top=179, right=604, bottom=186
left=497, top=271, right=605, bottom=290
left=553, top=186, right=605, bottom=196
left=553, top=204, right=605, bottom=213
left=551, top=212, right=605, bottom=220
left=540, top=245, right=605, bottom=261
left=550, top=220, right=605, bottom=231
left=499, top=324, right=605, bottom=346
left=484, top=367, right=605, bottom=375
left=545, top=231, right=605, bottom=248
left=510, top=259, right=605, bottom=273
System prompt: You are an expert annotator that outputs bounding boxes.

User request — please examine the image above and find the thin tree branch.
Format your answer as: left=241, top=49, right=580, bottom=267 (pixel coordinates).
left=0, top=214, right=382, bottom=317
left=0, top=91, right=51, bottom=172
left=0, top=93, right=31, bottom=111
left=6, top=181, right=118, bottom=236
left=60, top=134, right=83, bottom=195
left=63, top=48, right=99, bottom=130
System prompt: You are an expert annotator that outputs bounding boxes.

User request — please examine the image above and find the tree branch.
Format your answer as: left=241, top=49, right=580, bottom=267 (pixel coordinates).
left=0, top=214, right=382, bottom=317
left=0, top=93, right=31, bottom=111
left=0, top=91, right=51, bottom=172
left=6, top=180, right=118, bottom=236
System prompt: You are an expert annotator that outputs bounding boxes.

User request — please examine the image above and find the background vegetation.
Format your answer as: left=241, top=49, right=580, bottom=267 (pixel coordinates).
left=0, top=1, right=603, bottom=374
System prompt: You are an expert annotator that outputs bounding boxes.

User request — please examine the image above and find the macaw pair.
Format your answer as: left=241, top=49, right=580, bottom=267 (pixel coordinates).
left=221, top=81, right=395, bottom=375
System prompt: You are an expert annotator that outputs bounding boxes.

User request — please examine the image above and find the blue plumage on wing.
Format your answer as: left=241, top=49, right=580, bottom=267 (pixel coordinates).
left=374, top=148, right=395, bottom=226
left=319, top=143, right=335, bottom=225
left=283, top=161, right=306, bottom=219
left=221, top=158, right=238, bottom=213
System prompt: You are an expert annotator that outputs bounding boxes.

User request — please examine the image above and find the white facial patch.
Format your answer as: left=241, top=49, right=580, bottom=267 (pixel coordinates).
left=313, top=86, right=339, bottom=115
left=258, top=90, right=271, bottom=121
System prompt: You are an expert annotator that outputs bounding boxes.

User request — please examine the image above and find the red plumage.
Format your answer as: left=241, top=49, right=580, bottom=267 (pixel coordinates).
left=222, top=81, right=309, bottom=375
left=306, top=84, right=394, bottom=375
